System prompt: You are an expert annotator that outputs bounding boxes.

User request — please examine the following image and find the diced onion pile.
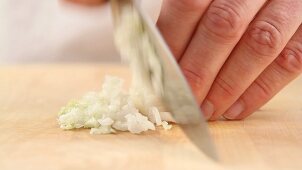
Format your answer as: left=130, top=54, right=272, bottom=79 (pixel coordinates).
left=58, top=76, right=172, bottom=134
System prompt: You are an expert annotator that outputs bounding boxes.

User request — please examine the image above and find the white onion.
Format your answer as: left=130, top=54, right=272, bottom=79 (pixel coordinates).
left=58, top=76, right=172, bottom=134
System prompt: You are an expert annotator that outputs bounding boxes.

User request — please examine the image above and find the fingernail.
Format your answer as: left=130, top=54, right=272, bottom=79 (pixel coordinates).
left=201, top=100, right=214, bottom=120
left=224, top=101, right=244, bottom=120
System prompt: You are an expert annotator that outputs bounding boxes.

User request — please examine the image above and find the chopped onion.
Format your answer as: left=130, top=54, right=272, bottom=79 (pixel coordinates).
left=161, top=121, right=172, bottom=130
left=90, top=126, right=116, bottom=135
left=148, top=107, right=162, bottom=126
left=58, top=76, right=172, bottom=134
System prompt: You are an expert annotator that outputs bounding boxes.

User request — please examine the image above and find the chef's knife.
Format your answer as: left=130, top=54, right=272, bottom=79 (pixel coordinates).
left=110, top=0, right=218, bottom=160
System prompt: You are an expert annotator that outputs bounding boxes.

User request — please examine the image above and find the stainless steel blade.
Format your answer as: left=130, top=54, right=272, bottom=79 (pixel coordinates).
left=110, top=0, right=218, bottom=160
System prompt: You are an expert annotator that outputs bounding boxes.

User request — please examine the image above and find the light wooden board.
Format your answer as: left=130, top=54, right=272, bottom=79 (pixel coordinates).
left=0, top=64, right=301, bottom=170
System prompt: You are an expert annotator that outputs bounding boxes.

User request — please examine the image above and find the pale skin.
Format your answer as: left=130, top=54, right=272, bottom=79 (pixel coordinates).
left=69, top=0, right=302, bottom=121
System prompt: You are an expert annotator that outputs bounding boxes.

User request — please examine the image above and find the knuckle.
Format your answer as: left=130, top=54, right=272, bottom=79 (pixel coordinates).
left=182, top=67, right=208, bottom=87
left=182, top=66, right=210, bottom=103
left=246, top=21, right=283, bottom=57
left=277, top=44, right=302, bottom=73
left=253, top=77, right=274, bottom=100
left=213, top=75, right=237, bottom=99
left=204, top=2, right=243, bottom=39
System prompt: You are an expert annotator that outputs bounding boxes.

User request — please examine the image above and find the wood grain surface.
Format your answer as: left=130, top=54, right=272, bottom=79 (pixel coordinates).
left=0, top=64, right=301, bottom=170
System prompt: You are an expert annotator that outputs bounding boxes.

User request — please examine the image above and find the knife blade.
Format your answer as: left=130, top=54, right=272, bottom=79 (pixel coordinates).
left=110, top=0, right=218, bottom=160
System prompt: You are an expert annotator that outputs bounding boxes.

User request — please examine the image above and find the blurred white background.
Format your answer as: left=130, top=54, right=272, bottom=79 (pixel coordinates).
left=0, top=0, right=162, bottom=63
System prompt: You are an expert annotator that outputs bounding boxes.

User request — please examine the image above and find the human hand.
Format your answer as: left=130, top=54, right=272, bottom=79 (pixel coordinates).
left=157, top=0, right=302, bottom=120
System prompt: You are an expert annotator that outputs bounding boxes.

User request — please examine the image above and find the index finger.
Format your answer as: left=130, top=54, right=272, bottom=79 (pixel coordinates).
left=157, top=0, right=212, bottom=60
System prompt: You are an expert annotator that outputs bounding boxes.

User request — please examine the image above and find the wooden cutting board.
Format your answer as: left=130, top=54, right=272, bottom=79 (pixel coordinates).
left=0, top=64, right=301, bottom=170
